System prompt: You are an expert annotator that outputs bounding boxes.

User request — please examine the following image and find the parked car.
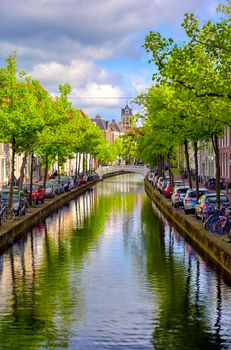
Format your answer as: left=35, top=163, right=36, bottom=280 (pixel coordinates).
left=147, top=172, right=154, bottom=182
left=73, top=176, right=80, bottom=187
left=173, top=180, right=186, bottom=188
left=79, top=173, right=88, bottom=184
left=59, top=176, right=74, bottom=192
left=183, top=188, right=209, bottom=214
left=0, top=189, right=28, bottom=215
left=163, top=181, right=174, bottom=198
left=38, top=181, right=55, bottom=199
left=87, top=171, right=97, bottom=181
left=23, top=183, right=45, bottom=204
left=159, top=177, right=170, bottom=194
left=48, top=179, right=64, bottom=195
left=152, top=174, right=159, bottom=188
left=195, top=193, right=230, bottom=222
left=171, top=186, right=189, bottom=208
left=156, top=177, right=164, bottom=192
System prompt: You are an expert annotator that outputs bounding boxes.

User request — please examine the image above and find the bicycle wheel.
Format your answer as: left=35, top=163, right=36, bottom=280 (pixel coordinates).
left=3, top=209, right=15, bottom=222
left=205, top=215, right=219, bottom=231
left=214, top=219, right=227, bottom=235
left=204, top=215, right=212, bottom=229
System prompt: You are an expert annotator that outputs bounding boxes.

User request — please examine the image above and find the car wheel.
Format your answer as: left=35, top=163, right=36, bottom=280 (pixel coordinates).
left=184, top=209, right=189, bottom=214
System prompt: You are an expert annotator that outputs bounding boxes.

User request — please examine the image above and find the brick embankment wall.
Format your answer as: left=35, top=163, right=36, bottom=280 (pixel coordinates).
left=145, top=179, right=231, bottom=277
left=0, top=179, right=99, bottom=250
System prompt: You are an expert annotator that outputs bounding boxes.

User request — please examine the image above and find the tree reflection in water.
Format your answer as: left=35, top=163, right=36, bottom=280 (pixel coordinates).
left=0, top=175, right=229, bottom=349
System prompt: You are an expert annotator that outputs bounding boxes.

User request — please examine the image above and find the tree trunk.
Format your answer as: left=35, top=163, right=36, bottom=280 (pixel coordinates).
left=19, top=151, right=28, bottom=191
left=167, top=152, right=172, bottom=182
left=57, top=156, right=60, bottom=180
left=77, top=153, right=81, bottom=175
left=75, top=153, right=78, bottom=177
left=89, top=154, right=92, bottom=171
left=211, top=134, right=220, bottom=207
left=184, top=140, right=192, bottom=189
left=83, top=153, right=86, bottom=174
left=194, top=141, right=199, bottom=201
left=29, top=153, right=34, bottom=205
left=9, top=142, right=16, bottom=208
left=43, top=153, right=49, bottom=190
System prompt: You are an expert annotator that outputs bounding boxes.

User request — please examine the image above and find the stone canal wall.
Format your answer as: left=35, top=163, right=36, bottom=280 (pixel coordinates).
left=145, top=178, right=231, bottom=277
left=0, top=179, right=99, bottom=250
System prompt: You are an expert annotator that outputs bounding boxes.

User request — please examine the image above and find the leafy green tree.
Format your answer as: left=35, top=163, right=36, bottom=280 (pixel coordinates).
left=119, top=130, right=140, bottom=165
left=0, top=54, right=44, bottom=206
left=142, top=2, right=231, bottom=203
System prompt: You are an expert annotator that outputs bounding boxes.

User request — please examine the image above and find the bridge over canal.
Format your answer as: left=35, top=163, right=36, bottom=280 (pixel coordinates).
left=96, top=164, right=149, bottom=180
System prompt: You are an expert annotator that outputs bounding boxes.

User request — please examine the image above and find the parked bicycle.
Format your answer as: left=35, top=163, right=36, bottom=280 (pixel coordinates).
left=204, top=205, right=231, bottom=239
left=0, top=201, right=15, bottom=224
left=205, top=177, right=226, bottom=191
left=205, top=178, right=216, bottom=190
left=213, top=207, right=231, bottom=237
left=204, top=205, right=226, bottom=232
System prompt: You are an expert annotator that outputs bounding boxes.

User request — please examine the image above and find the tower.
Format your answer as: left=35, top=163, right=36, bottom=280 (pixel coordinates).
left=121, top=102, right=133, bottom=126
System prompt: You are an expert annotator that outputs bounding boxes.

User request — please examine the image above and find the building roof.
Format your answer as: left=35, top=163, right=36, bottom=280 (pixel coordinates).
left=121, top=103, right=132, bottom=116
left=92, top=116, right=108, bottom=131
left=91, top=115, right=126, bottom=136
left=80, top=110, right=89, bottom=119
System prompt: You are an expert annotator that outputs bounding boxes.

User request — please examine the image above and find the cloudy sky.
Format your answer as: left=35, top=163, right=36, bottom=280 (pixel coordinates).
left=0, top=0, right=222, bottom=121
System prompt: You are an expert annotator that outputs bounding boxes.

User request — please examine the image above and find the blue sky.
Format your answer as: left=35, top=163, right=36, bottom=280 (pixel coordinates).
left=0, top=0, right=223, bottom=121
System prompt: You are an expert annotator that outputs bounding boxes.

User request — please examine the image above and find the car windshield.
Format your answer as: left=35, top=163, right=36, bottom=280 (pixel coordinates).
left=50, top=181, right=58, bottom=185
left=1, top=192, right=19, bottom=201
left=188, top=190, right=207, bottom=198
left=208, top=196, right=229, bottom=203
left=46, top=183, right=52, bottom=188
left=177, top=188, right=188, bottom=194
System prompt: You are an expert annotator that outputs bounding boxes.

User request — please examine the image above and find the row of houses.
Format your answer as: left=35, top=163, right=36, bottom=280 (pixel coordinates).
left=91, top=103, right=133, bottom=142
left=0, top=104, right=230, bottom=187
left=197, top=127, right=231, bottom=183
left=0, top=104, right=133, bottom=188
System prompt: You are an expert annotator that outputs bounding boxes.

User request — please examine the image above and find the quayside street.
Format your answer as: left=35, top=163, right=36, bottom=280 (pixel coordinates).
left=0, top=174, right=230, bottom=349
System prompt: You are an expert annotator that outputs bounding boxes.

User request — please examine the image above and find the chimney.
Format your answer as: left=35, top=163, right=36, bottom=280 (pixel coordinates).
left=112, top=119, right=115, bottom=123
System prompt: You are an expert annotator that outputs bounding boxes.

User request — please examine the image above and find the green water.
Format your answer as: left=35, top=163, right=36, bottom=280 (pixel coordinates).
left=0, top=174, right=230, bottom=349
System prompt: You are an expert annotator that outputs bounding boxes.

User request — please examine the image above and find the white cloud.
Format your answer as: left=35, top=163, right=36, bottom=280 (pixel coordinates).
left=71, top=83, right=123, bottom=108
left=30, top=60, right=114, bottom=87
left=0, top=0, right=223, bottom=119
left=131, top=75, right=152, bottom=94
left=0, top=0, right=221, bottom=61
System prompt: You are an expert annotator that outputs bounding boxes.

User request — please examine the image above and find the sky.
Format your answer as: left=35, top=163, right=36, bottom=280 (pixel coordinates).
left=0, top=0, right=222, bottom=121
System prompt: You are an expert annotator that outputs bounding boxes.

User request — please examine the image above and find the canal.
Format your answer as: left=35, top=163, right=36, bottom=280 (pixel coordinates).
left=0, top=174, right=230, bottom=349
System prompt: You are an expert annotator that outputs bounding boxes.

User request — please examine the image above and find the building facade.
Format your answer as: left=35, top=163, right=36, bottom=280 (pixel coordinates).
left=219, top=126, right=231, bottom=182
left=121, top=103, right=133, bottom=127
left=91, top=115, right=126, bottom=143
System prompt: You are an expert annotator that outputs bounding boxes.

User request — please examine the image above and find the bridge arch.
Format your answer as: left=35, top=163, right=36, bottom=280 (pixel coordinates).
left=96, top=165, right=149, bottom=180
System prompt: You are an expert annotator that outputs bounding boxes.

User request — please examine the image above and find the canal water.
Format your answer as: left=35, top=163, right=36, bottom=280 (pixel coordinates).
left=0, top=174, right=230, bottom=349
